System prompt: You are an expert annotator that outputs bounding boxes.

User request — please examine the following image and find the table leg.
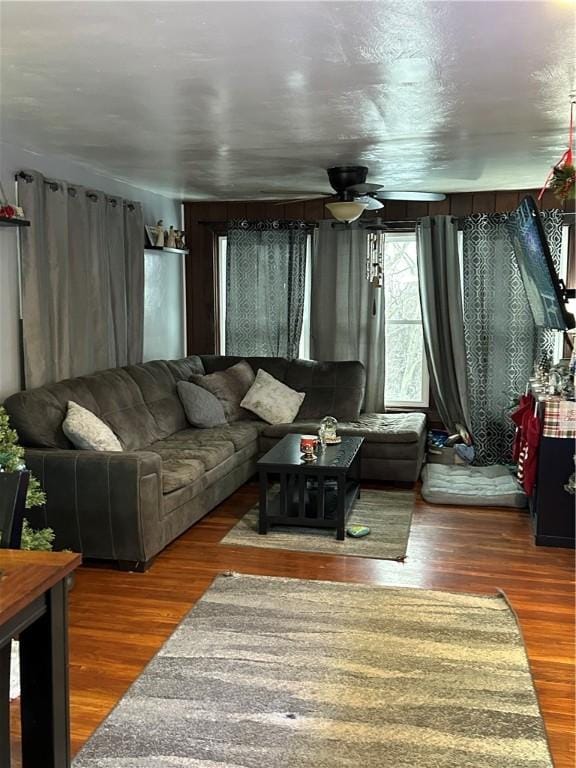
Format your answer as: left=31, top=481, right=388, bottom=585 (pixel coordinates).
left=20, top=579, right=70, bottom=768
left=0, top=642, right=11, bottom=767
left=259, top=471, right=269, bottom=535
left=337, top=475, right=346, bottom=540
left=352, top=451, right=361, bottom=498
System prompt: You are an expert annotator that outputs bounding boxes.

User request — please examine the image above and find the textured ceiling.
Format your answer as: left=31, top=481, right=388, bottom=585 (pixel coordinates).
left=1, top=1, right=575, bottom=200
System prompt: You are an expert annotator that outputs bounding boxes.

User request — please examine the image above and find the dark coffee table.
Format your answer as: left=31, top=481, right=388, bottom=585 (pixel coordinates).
left=257, top=434, right=364, bottom=540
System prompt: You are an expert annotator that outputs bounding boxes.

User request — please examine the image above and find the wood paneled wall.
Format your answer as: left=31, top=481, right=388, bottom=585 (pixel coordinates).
left=183, top=189, right=572, bottom=354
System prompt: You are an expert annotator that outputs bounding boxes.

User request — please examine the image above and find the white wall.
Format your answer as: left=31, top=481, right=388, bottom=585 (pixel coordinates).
left=0, top=141, right=181, bottom=400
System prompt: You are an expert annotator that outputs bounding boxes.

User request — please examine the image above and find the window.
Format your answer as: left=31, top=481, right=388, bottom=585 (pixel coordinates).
left=143, top=247, right=186, bottom=361
left=383, top=233, right=429, bottom=408
left=218, top=231, right=428, bottom=404
left=217, top=235, right=312, bottom=358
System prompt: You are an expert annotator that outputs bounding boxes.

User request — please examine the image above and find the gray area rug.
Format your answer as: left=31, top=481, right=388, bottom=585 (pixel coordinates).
left=221, top=489, right=413, bottom=560
left=73, top=573, right=552, bottom=768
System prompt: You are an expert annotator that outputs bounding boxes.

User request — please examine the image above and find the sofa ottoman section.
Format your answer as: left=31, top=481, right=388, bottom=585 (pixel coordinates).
left=259, top=413, right=426, bottom=483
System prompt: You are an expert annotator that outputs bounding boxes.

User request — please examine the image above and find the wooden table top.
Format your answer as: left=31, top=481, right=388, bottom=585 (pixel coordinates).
left=0, top=550, right=81, bottom=627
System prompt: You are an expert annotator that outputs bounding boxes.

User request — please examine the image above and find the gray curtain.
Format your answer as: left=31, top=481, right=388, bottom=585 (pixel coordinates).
left=462, top=209, right=563, bottom=465
left=416, top=216, right=470, bottom=434
left=18, top=170, right=144, bottom=388
left=124, top=200, right=145, bottom=364
left=311, top=221, right=385, bottom=412
left=225, top=220, right=307, bottom=358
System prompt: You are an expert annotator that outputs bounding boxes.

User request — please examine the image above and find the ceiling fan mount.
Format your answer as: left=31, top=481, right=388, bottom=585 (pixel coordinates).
left=326, top=165, right=369, bottom=194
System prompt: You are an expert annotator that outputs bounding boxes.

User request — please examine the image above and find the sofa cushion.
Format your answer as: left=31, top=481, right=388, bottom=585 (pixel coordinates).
left=201, top=355, right=290, bottom=383
left=190, top=361, right=255, bottom=422
left=161, top=441, right=259, bottom=515
left=148, top=439, right=235, bottom=472
left=284, top=360, right=365, bottom=421
left=3, top=367, right=163, bottom=450
left=62, top=401, right=123, bottom=452
left=341, top=413, right=426, bottom=443
left=166, top=355, right=205, bottom=381
left=167, top=423, right=263, bottom=451
left=125, top=361, right=188, bottom=439
left=176, top=381, right=227, bottom=428
left=241, top=369, right=305, bottom=424
left=261, top=413, right=426, bottom=444
left=160, top=457, right=206, bottom=494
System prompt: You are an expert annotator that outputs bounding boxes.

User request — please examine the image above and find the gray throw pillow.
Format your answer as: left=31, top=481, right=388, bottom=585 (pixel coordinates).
left=176, top=381, right=227, bottom=428
left=190, top=360, right=255, bottom=422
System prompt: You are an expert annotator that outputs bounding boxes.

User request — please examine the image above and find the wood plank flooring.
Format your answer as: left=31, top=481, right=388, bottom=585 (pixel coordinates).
left=10, top=482, right=576, bottom=766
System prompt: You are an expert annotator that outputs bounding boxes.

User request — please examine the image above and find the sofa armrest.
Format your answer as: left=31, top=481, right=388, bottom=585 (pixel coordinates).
left=23, top=449, right=163, bottom=564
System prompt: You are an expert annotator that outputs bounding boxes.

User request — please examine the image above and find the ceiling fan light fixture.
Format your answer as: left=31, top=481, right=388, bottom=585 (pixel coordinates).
left=326, top=200, right=368, bottom=223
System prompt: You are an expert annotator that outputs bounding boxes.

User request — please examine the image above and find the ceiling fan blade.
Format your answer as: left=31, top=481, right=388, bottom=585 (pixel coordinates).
left=259, top=190, right=332, bottom=197
left=356, top=196, right=384, bottom=211
left=347, top=182, right=383, bottom=194
left=374, top=191, right=446, bottom=202
left=271, top=196, right=330, bottom=205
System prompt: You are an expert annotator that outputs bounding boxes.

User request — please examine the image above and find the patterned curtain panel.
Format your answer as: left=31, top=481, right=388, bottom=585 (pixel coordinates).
left=462, top=209, right=563, bottom=465
left=225, top=220, right=307, bottom=358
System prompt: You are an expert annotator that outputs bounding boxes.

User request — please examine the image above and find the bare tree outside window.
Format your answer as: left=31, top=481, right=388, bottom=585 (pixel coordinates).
left=384, top=233, right=429, bottom=407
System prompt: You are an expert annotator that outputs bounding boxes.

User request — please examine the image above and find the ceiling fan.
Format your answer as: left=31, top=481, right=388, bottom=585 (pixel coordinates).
left=281, top=166, right=446, bottom=223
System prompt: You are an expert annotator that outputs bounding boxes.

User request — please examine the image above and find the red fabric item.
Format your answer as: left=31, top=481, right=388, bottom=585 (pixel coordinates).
left=510, top=394, right=534, bottom=463
left=521, top=412, right=542, bottom=496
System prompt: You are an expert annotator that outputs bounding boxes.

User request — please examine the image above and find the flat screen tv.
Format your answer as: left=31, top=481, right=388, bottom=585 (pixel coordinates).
left=505, top=195, right=574, bottom=330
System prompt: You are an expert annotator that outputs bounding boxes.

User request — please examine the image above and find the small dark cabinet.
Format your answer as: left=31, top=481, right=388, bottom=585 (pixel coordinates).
left=530, top=436, right=575, bottom=548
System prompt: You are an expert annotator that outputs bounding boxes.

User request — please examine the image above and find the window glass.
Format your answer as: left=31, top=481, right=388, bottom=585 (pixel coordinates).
left=383, top=233, right=429, bottom=407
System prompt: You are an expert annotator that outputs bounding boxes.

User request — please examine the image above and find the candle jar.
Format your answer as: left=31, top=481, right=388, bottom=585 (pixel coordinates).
left=300, top=435, right=318, bottom=462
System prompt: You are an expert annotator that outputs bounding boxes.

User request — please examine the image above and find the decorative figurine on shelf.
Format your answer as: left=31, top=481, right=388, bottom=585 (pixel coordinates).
left=0, top=204, right=25, bottom=220
left=155, top=220, right=165, bottom=247
left=0, top=179, right=26, bottom=221
left=318, top=416, right=340, bottom=447
left=174, top=229, right=186, bottom=249
left=300, top=435, right=318, bottom=462
left=166, top=226, right=176, bottom=249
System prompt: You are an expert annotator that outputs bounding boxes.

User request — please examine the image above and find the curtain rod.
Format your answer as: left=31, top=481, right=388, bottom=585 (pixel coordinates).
left=15, top=171, right=137, bottom=209
left=197, top=219, right=434, bottom=231
left=196, top=220, right=317, bottom=228
left=198, top=212, right=574, bottom=228
left=196, top=219, right=420, bottom=228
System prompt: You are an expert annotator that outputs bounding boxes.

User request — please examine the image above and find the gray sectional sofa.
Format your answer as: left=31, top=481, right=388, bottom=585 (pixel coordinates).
left=4, top=355, right=426, bottom=569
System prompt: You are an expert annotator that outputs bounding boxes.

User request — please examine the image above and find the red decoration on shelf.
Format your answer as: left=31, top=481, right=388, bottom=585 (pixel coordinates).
left=539, top=99, right=576, bottom=203
left=0, top=204, right=17, bottom=219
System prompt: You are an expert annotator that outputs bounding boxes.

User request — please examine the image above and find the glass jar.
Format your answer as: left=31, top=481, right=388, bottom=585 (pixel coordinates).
left=319, top=416, right=338, bottom=446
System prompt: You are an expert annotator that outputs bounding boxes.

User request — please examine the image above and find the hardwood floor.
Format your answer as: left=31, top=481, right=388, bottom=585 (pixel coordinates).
left=10, top=481, right=576, bottom=766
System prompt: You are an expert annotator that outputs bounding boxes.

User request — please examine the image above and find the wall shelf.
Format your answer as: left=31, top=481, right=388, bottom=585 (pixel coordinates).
left=0, top=218, right=30, bottom=228
left=145, top=245, right=189, bottom=255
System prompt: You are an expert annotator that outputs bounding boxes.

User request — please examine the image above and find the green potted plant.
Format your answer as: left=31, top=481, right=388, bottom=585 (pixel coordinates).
left=2, top=405, right=62, bottom=703
left=0, top=405, right=54, bottom=550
